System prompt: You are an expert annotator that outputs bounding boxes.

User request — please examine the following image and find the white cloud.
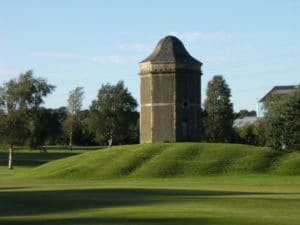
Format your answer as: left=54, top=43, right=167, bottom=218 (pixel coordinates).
left=31, top=51, right=138, bottom=64
left=169, top=31, right=235, bottom=41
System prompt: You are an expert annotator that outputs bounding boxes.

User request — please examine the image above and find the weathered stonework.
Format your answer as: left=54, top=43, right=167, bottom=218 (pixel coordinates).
left=139, top=36, right=202, bottom=143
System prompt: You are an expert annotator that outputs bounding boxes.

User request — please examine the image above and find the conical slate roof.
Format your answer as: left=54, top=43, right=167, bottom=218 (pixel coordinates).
left=141, top=35, right=201, bottom=64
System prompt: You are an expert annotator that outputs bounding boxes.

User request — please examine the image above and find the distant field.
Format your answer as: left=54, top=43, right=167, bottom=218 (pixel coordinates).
left=0, top=143, right=299, bottom=225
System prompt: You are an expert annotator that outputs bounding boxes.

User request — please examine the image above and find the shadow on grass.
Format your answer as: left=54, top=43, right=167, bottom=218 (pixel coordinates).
left=0, top=153, right=79, bottom=166
left=0, top=187, right=29, bottom=190
left=0, top=187, right=289, bottom=217
left=0, top=217, right=212, bottom=225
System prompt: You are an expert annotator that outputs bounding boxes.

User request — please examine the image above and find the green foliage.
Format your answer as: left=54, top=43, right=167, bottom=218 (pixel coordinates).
left=234, top=109, right=257, bottom=119
left=203, top=75, right=234, bottom=142
left=0, top=70, right=55, bottom=111
left=0, top=71, right=55, bottom=147
left=0, top=110, right=29, bottom=145
left=46, top=107, right=68, bottom=145
left=64, top=87, right=84, bottom=148
left=234, top=121, right=266, bottom=146
left=264, top=88, right=300, bottom=150
left=235, top=124, right=256, bottom=145
left=67, top=87, right=84, bottom=115
left=24, top=143, right=300, bottom=179
left=88, top=81, right=139, bottom=145
left=27, top=108, right=63, bottom=148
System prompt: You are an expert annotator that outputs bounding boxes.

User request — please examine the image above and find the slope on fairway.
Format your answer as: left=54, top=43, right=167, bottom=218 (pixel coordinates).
left=26, top=143, right=300, bottom=179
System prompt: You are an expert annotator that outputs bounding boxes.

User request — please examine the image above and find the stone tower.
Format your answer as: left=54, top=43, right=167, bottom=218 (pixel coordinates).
left=139, top=35, right=202, bottom=143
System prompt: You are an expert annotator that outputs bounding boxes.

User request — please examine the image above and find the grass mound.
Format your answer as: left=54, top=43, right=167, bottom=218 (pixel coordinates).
left=272, top=152, right=300, bottom=175
left=25, top=143, right=300, bottom=179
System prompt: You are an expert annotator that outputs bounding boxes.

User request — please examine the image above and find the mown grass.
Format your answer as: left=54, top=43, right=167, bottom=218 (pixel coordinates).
left=22, top=143, right=300, bottom=179
left=0, top=176, right=299, bottom=225
left=0, top=143, right=299, bottom=225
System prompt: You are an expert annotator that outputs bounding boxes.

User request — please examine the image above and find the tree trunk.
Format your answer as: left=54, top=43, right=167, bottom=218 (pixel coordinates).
left=108, top=133, right=113, bottom=147
left=8, top=145, right=14, bottom=170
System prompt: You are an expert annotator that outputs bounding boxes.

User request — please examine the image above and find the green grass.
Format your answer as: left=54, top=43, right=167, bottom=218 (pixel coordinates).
left=22, top=143, right=300, bottom=179
left=0, top=176, right=299, bottom=225
left=0, top=143, right=299, bottom=225
left=0, top=149, right=86, bottom=168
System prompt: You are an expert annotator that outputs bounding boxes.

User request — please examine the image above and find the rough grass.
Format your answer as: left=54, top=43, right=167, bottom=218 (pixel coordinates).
left=23, top=143, right=300, bottom=179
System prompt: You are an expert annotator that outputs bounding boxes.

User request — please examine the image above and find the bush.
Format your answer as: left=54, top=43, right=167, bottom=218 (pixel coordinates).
left=264, top=88, right=300, bottom=151
left=235, top=121, right=266, bottom=146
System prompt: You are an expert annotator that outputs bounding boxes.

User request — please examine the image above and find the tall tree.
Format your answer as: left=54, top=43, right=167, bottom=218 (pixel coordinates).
left=0, top=70, right=55, bottom=169
left=65, top=87, right=84, bottom=150
left=264, top=87, right=300, bottom=150
left=88, top=81, right=138, bottom=146
left=203, top=75, right=234, bottom=142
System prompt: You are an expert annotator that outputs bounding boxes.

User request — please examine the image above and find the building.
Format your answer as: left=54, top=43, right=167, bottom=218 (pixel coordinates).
left=233, top=116, right=259, bottom=128
left=234, top=85, right=298, bottom=126
left=257, top=85, right=299, bottom=117
left=139, top=35, right=202, bottom=143
left=260, top=85, right=299, bottom=102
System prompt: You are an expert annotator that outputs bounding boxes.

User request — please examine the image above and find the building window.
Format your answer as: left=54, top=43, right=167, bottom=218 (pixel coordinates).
left=181, top=121, right=188, bottom=138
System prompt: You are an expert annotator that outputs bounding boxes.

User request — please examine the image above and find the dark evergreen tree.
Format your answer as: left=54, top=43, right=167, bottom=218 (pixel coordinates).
left=203, top=75, right=234, bottom=142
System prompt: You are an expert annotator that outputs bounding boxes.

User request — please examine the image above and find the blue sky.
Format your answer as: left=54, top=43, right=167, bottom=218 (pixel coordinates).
left=1, top=0, right=299, bottom=112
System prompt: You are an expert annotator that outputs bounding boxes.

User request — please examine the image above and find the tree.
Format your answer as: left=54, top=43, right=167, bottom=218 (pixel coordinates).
left=65, top=87, right=84, bottom=150
left=48, top=107, right=68, bottom=144
left=0, top=110, right=29, bottom=169
left=27, top=107, right=63, bottom=148
left=88, top=81, right=138, bottom=145
left=234, top=120, right=266, bottom=146
left=234, top=109, right=257, bottom=119
left=203, top=75, right=234, bottom=142
left=76, top=110, right=97, bottom=146
left=264, top=88, right=300, bottom=150
left=0, top=70, right=55, bottom=169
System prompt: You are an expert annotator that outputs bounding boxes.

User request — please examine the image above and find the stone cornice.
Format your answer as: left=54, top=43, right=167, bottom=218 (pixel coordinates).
left=139, top=62, right=201, bottom=75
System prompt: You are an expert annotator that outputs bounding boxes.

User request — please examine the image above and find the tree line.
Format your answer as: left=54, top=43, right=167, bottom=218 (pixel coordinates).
left=202, top=75, right=299, bottom=151
left=0, top=71, right=299, bottom=161
left=0, top=71, right=139, bottom=168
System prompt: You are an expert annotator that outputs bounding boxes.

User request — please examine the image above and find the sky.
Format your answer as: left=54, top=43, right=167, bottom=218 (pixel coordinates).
left=0, top=0, right=299, bottom=112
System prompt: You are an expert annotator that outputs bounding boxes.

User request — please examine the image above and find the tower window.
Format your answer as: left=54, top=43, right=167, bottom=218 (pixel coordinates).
left=181, top=121, right=188, bottom=139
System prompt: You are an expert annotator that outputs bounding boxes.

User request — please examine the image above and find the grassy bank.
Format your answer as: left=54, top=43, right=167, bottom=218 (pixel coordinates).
left=22, top=143, right=300, bottom=179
